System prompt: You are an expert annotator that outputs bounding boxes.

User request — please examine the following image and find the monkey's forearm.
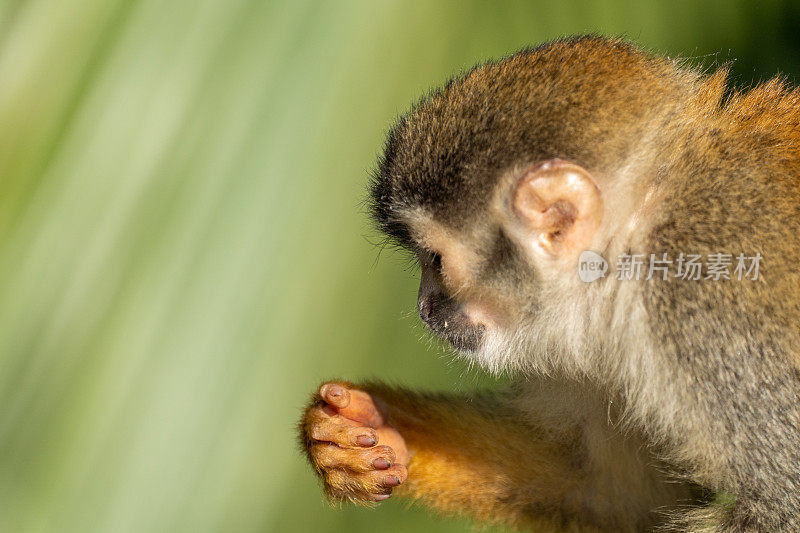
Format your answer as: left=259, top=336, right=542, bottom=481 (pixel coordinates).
left=361, top=382, right=579, bottom=529
left=360, top=381, right=691, bottom=531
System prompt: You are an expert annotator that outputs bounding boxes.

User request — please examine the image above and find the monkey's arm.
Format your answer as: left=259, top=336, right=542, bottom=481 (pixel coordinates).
left=363, top=382, right=583, bottom=530
left=300, top=380, right=693, bottom=531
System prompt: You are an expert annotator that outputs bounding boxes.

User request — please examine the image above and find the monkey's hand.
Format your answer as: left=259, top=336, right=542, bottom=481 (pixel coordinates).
left=300, top=382, right=409, bottom=504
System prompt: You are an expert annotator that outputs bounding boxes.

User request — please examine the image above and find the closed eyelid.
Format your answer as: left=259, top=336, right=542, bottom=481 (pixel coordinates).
left=417, top=247, right=443, bottom=269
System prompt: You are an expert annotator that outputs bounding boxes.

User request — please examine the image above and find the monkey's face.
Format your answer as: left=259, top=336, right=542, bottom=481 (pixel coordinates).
left=374, top=159, right=605, bottom=367
left=406, top=213, right=526, bottom=357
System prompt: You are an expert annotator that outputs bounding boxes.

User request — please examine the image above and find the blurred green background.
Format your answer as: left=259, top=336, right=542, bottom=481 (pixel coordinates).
left=0, top=1, right=798, bottom=532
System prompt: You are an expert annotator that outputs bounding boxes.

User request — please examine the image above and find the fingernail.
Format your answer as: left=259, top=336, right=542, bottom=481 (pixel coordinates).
left=372, top=457, right=391, bottom=469
left=323, top=384, right=344, bottom=398
left=382, top=475, right=400, bottom=487
left=356, top=434, right=376, bottom=447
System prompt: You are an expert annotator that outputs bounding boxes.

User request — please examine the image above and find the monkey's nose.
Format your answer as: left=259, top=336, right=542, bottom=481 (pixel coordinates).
left=418, top=297, right=433, bottom=322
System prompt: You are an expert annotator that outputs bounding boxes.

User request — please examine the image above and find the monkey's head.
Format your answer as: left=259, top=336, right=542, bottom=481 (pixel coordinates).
left=370, top=36, right=704, bottom=370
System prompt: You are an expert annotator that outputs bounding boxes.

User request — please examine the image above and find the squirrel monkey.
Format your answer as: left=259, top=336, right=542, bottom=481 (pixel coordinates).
left=299, top=36, right=800, bottom=531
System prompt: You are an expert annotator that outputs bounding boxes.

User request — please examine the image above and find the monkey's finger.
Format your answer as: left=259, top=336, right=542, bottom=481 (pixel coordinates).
left=319, top=383, right=351, bottom=409
left=380, top=464, right=408, bottom=486
left=325, top=464, right=407, bottom=497
left=311, top=443, right=396, bottom=472
left=320, top=382, right=385, bottom=427
left=308, top=414, right=378, bottom=448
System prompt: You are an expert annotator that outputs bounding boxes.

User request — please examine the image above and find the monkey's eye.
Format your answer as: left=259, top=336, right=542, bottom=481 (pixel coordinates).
left=418, top=249, right=443, bottom=272
left=430, top=252, right=442, bottom=271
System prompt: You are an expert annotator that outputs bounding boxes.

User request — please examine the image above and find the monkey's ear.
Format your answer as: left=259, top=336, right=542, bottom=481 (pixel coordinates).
left=510, top=159, right=602, bottom=262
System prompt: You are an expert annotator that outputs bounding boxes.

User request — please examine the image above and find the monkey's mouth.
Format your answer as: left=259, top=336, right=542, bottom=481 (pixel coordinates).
left=427, top=320, right=486, bottom=354
left=419, top=291, right=486, bottom=353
